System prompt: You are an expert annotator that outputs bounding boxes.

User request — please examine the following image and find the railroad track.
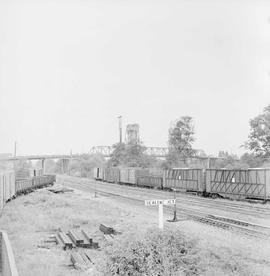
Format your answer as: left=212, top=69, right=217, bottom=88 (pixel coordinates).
left=60, top=177, right=270, bottom=239
left=61, top=176, right=270, bottom=218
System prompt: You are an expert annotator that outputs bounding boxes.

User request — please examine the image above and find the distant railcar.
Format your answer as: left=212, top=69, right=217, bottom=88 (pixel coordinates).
left=163, top=168, right=205, bottom=192
left=93, top=167, right=104, bottom=180
left=148, top=168, right=164, bottom=177
left=0, top=171, right=16, bottom=211
left=205, top=168, right=270, bottom=199
left=15, top=175, right=56, bottom=194
left=119, top=168, right=149, bottom=185
left=103, top=167, right=120, bottom=183
left=137, top=176, right=163, bottom=189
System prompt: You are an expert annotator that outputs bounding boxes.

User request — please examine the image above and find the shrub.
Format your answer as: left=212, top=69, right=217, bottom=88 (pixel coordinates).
left=101, top=228, right=201, bottom=276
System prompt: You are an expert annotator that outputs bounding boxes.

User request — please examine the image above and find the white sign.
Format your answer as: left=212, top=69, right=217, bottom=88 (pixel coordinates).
left=163, top=199, right=176, bottom=205
left=144, top=199, right=175, bottom=206
left=144, top=199, right=176, bottom=230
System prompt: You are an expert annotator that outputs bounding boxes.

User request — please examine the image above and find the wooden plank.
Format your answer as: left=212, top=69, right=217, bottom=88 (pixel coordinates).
left=58, top=233, right=74, bottom=249
left=68, top=230, right=84, bottom=245
left=80, top=252, right=91, bottom=265
left=91, top=242, right=99, bottom=249
left=81, top=229, right=93, bottom=244
left=70, top=252, right=87, bottom=269
left=76, top=230, right=92, bottom=248
left=84, top=252, right=94, bottom=264
left=99, top=224, right=115, bottom=235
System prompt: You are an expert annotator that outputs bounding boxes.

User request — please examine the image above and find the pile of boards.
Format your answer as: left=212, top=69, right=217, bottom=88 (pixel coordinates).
left=56, top=229, right=98, bottom=250
left=54, top=224, right=118, bottom=271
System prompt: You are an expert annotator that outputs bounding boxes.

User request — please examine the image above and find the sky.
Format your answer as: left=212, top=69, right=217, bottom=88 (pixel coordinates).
left=0, top=0, right=270, bottom=156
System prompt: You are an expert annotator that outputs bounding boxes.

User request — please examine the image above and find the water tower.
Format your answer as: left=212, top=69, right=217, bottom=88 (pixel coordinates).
left=125, top=124, right=140, bottom=144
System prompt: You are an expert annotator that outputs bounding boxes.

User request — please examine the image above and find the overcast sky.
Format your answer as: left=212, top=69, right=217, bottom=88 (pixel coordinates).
left=0, top=0, right=270, bottom=156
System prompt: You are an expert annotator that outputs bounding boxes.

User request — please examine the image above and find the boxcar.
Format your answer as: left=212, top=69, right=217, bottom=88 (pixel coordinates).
left=15, top=178, right=33, bottom=193
left=163, top=168, right=204, bottom=192
left=119, top=168, right=149, bottom=185
left=103, top=167, right=120, bottom=183
left=15, top=169, right=31, bottom=180
left=93, top=167, right=104, bottom=180
left=148, top=168, right=164, bottom=177
left=0, top=171, right=15, bottom=208
left=205, top=168, right=270, bottom=199
left=137, top=176, right=163, bottom=189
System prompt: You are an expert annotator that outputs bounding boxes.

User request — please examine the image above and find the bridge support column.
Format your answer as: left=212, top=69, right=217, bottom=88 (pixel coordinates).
left=41, top=159, right=46, bottom=175
left=61, top=159, right=70, bottom=175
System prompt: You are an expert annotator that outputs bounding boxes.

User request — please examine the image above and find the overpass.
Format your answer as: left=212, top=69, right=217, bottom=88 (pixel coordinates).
left=0, top=154, right=79, bottom=162
left=0, top=147, right=223, bottom=173
left=0, top=148, right=222, bottom=162
left=0, top=154, right=80, bottom=175
left=88, top=146, right=220, bottom=160
left=89, top=146, right=170, bottom=158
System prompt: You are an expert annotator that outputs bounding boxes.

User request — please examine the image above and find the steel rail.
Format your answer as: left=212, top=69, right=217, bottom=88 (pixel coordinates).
left=61, top=178, right=270, bottom=239
left=62, top=176, right=270, bottom=217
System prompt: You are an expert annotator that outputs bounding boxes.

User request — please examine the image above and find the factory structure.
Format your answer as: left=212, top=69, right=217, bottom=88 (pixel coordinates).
left=125, top=124, right=140, bottom=144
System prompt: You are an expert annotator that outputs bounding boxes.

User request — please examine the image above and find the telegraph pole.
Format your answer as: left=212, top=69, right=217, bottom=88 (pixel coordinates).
left=14, top=141, right=17, bottom=157
left=118, top=116, right=122, bottom=144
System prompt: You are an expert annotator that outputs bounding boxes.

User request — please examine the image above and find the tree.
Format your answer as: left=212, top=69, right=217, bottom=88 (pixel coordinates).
left=166, top=116, right=195, bottom=167
left=239, top=152, right=263, bottom=168
left=245, top=104, right=270, bottom=159
left=215, top=151, right=240, bottom=168
left=70, top=154, right=106, bottom=177
left=108, top=143, right=127, bottom=167
left=108, top=142, right=157, bottom=168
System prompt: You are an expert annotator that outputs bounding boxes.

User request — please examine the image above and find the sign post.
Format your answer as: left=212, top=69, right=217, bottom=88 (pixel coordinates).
left=158, top=204, right=163, bottom=230
left=144, top=199, right=176, bottom=230
left=167, top=189, right=180, bottom=222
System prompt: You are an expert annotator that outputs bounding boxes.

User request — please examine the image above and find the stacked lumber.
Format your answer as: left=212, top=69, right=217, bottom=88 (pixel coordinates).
left=56, top=229, right=98, bottom=250
left=99, top=224, right=116, bottom=235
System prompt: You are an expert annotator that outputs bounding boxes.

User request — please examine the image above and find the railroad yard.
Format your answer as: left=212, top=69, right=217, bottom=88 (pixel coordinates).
left=0, top=175, right=269, bottom=275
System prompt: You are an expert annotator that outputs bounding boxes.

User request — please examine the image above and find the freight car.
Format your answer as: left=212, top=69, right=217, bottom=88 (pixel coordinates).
left=0, top=170, right=56, bottom=213
left=15, top=168, right=43, bottom=180
left=93, top=167, right=104, bottom=181
left=205, top=168, right=270, bottom=200
left=0, top=171, right=16, bottom=211
left=119, top=167, right=149, bottom=185
left=103, top=167, right=120, bottom=183
left=163, top=168, right=205, bottom=193
left=137, top=176, right=163, bottom=189
left=15, top=175, right=56, bottom=195
left=94, top=166, right=270, bottom=200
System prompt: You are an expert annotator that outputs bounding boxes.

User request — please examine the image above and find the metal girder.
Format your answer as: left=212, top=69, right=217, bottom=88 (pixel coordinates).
left=88, top=145, right=218, bottom=159
left=89, top=146, right=114, bottom=156
left=0, top=146, right=223, bottom=161
left=0, top=154, right=80, bottom=161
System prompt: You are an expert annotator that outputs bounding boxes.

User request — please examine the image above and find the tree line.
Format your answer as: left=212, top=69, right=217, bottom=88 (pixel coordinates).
left=13, top=104, right=270, bottom=175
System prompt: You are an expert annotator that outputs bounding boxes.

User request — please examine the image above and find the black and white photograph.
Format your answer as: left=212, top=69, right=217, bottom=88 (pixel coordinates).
left=1, top=0, right=270, bottom=275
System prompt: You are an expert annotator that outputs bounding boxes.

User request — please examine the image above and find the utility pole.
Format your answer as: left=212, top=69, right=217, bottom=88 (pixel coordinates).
left=118, top=116, right=122, bottom=144
left=14, top=141, right=17, bottom=157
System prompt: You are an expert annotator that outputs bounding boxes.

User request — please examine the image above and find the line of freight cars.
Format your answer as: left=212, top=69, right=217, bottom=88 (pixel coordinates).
left=93, top=167, right=270, bottom=200
left=0, top=170, right=56, bottom=213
